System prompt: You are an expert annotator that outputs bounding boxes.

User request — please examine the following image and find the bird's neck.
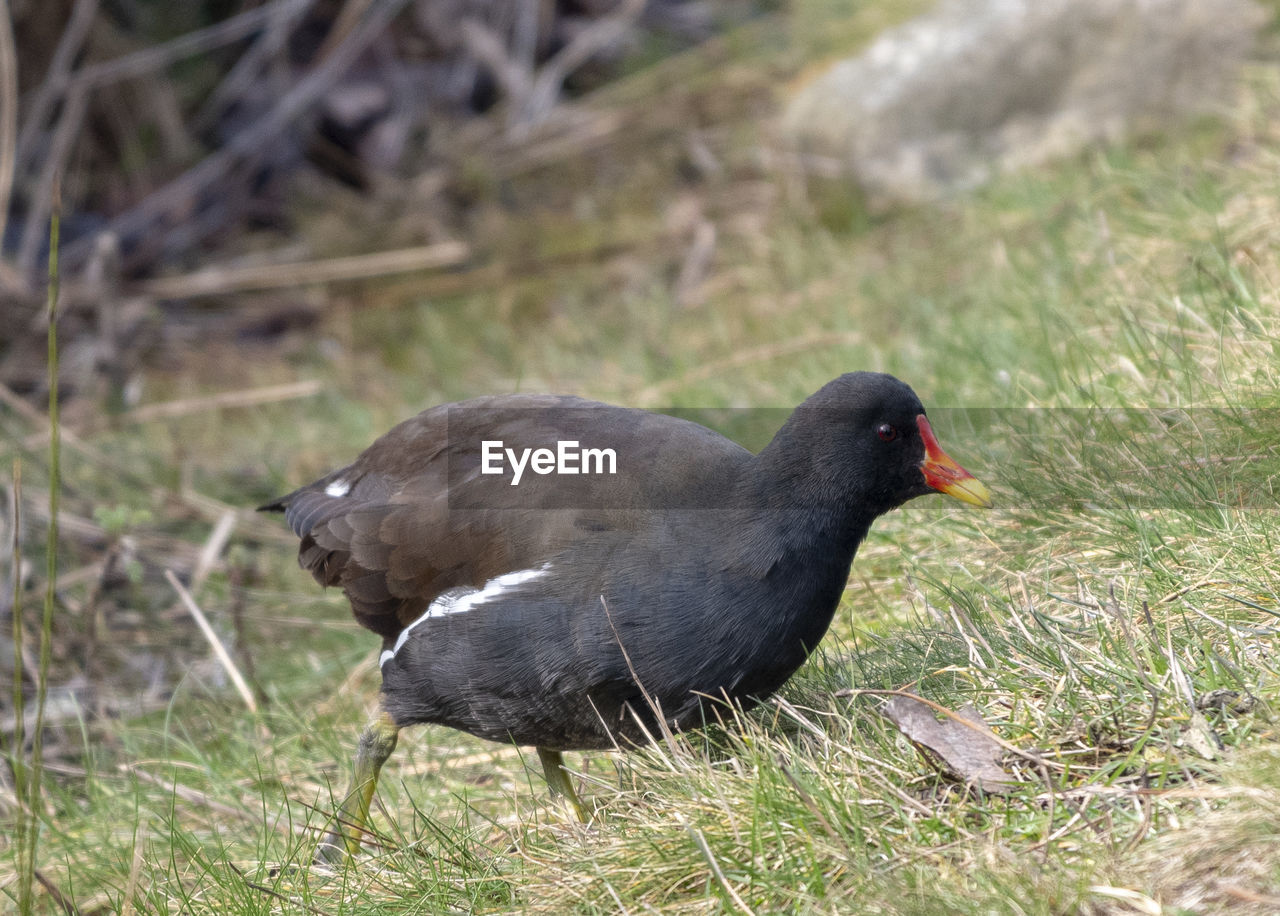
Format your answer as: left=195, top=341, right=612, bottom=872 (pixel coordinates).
left=750, top=443, right=881, bottom=559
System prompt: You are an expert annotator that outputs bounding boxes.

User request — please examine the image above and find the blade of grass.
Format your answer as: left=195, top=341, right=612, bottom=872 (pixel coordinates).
left=8, top=456, right=31, bottom=914
left=24, top=182, right=62, bottom=915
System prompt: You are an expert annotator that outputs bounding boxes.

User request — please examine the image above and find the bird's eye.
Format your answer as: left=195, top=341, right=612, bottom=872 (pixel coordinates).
left=876, top=424, right=898, bottom=442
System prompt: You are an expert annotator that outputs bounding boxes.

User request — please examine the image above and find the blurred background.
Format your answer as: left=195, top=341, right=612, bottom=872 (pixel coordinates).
left=3, top=0, right=1280, bottom=911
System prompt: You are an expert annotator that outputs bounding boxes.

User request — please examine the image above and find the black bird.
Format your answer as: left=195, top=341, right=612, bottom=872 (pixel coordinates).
left=261, top=372, right=991, bottom=860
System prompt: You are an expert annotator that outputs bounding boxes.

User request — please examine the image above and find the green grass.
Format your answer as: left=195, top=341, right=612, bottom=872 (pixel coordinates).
left=6, top=4, right=1280, bottom=913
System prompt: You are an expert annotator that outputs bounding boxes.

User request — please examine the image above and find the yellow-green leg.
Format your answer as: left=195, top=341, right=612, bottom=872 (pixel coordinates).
left=315, top=710, right=400, bottom=864
left=536, top=746, right=589, bottom=823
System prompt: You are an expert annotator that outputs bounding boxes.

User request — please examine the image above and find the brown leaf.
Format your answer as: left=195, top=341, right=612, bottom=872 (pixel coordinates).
left=880, top=694, right=1018, bottom=794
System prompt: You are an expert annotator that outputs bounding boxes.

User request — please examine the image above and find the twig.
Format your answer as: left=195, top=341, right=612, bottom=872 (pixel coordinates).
left=16, top=85, right=87, bottom=278
left=462, top=0, right=646, bottom=134
left=314, top=0, right=378, bottom=60
left=63, top=0, right=412, bottom=270
left=44, top=0, right=310, bottom=100
left=2, top=386, right=296, bottom=554
left=178, top=491, right=298, bottom=546
left=521, top=0, right=646, bottom=128
left=0, top=691, right=171, bottom=734
left=140, top=241, right=470, bottom=298
left=76, top=379, right=323, bottom=430
left=190, top=511, right=237, bottom=594
left=459, top=19, right=534, bottom=113
left=0, top=0, right=18, bottom=256
left=166, top=511, right=251, bottom=704
left=0, top=388, right=291, bottom=549
left=32, top=868, right=81, bottom=916
left=165, top=568, right=259, bottom=713
left=511, top=0, right=539, bottom=82
left=599, top=595, right=679, bottom=752
left=193, top=0, right=318, bottom=132
left=13, top=0, right=97, bottom=175
left=0, top=381, right=122, bottom=468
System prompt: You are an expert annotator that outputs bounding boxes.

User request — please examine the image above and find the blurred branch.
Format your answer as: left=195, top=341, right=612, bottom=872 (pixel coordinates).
left=166, top=569, right=258, bottom=714
left=16, top=86, right=87, bottom=279
left=315, top=0, right=377, bottom=60
left=12, top=0, right=317, bottom=284
left=140, top=241, right=470, bottom=298
left=462, top=0, right=646, bottom=135
left=13, top=0, right=97, bottom=177
left=459, top=18, right=532, bottom=111
left=43, top=0, right=310, bottom=99
left=522, top=0, right=646, bottom=127
left=193, top=0, right=318, bottom=133
left=73, top=379, right=324, bottom=431
left=62, top=0, right=411, bottom=273
left=0, top=0, right=15, bottom=268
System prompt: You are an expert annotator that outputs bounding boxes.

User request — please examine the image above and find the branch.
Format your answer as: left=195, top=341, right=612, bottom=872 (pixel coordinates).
left=0, top=0, right=17, bottom=260
left=459, top=17, right=533, bottom=108
left=461, top=0, right=647, bottom=135
left=13, top=0, right=98, bottom=175
left=16, top=86, right=87, bottom=279
left=61, top=0, right=411, bottom=271
left=522, top=0, right=647, bottom=127
left=43, top=0, right=310, bottom=99
left=192, top=0, right=318, bottom=133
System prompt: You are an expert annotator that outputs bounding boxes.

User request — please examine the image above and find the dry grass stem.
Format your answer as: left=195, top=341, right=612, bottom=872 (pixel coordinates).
left=165, top=568, right=258, bottom=713
left=190, top=510, right=237, bottom=594
left=84, top=379, right=323, bottom=430
left=141, top=241, right=471, bottom=298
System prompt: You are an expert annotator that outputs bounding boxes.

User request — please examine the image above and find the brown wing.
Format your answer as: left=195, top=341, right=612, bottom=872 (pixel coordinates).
left=262, top=394, right=752, bottom=638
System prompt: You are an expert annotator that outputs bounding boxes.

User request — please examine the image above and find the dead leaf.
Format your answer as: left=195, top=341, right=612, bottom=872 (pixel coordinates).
left=1178, top=710, right=1223, bottom=760
left=880, top=694, right=1018, bottom=793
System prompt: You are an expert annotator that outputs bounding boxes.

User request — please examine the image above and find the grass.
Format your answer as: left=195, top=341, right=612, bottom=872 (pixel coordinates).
left=5, top=2, right=1280, bottom=912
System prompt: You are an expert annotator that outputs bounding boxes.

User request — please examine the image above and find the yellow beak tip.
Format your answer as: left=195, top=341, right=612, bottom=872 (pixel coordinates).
left=944, top=478, right=993, bottom=509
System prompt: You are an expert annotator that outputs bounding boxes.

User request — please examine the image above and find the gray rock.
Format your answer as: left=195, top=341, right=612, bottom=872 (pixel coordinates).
left=781, top=0, right=1266, bottom=204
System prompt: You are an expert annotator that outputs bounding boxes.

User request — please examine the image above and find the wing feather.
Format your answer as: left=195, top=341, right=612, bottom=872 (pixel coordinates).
left=262, top=394, right=753, bottom=637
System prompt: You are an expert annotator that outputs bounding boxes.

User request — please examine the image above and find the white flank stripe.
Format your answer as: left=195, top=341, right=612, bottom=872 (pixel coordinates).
left=325, top=479, right=351, bottom=497
left=380, top=564, right=551, bottom=669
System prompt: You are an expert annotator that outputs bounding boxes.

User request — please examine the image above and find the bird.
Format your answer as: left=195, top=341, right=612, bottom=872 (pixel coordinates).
left=261, top=371, right=991, bottom=861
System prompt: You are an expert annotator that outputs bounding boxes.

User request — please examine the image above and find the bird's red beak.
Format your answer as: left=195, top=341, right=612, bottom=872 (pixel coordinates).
left=917, top=415, right=992, bottom=508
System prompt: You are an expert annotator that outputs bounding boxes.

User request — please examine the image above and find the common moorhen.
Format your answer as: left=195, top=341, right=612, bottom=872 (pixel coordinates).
left=262, top=372, right=990, bottom=861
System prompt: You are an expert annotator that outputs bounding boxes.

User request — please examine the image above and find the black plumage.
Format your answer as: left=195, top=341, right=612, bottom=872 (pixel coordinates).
left=262, top=371, right=990, bottom=860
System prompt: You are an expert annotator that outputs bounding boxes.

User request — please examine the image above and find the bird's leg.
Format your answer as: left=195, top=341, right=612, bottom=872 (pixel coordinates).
left=315, top=709, right=400, bottom=864
left=536, top=746, right=590, bottom=823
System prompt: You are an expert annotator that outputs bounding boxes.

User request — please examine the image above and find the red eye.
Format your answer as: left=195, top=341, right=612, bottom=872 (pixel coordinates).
left=876, top=424, right=898, bottom=442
